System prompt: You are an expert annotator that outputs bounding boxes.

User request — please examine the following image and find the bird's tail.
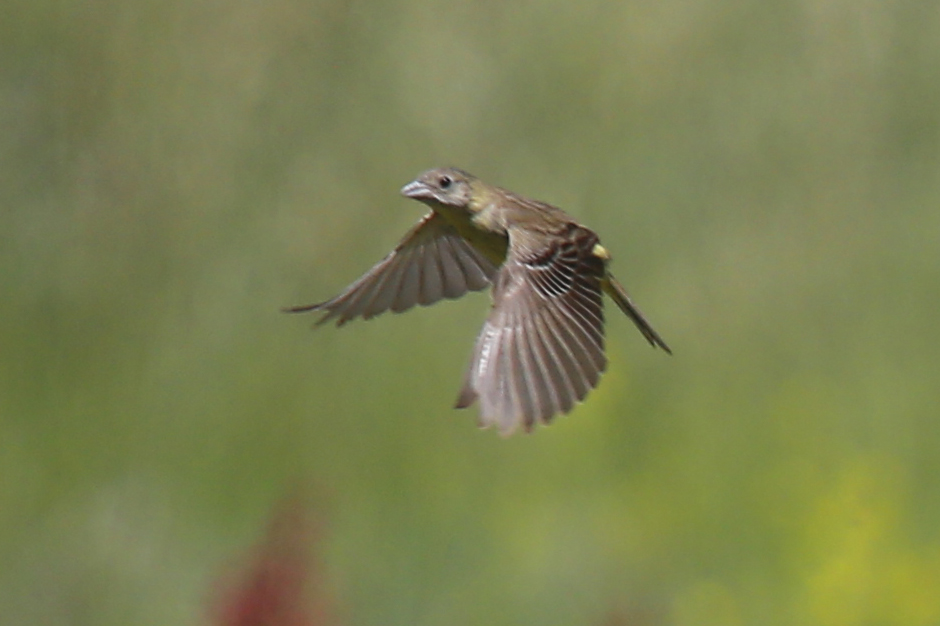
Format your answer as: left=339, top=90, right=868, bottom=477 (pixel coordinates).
left=603, top=275, right=672, bottom=354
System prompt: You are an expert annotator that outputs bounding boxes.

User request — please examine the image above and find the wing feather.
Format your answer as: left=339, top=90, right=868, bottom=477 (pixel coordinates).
left=360, top=253, right=407, bottom=319
left=437, top=238, right=469, bottom=298
left=527, top=313, right=572, bottom=415
left=459, top=224, right=608, bottom=434
left=285, top=212, right=498, bottom=325
left=452, top=241, right=493, bottom=291
left=418, top=241, right=444, bottom=305
left=518, top=314, right=552, bottom=425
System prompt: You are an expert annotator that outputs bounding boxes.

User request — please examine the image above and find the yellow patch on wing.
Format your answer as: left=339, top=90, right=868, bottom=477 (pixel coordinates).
left=592, top=243, right=611, bottom=260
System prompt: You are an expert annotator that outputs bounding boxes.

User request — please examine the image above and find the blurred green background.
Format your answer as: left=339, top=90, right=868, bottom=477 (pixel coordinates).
left=2, top=0, right=940, bottom=624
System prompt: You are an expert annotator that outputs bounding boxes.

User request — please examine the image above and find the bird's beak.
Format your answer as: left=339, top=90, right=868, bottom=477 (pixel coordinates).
left=400, top=180, right=434, bottom=200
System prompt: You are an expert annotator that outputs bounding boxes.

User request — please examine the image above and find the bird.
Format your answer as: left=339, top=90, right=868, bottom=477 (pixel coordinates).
left=285, top=167, right=671, bottom=435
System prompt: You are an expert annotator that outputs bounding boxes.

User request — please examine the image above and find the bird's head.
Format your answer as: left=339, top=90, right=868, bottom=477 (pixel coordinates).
left=400, top=167, right=478, bottom=210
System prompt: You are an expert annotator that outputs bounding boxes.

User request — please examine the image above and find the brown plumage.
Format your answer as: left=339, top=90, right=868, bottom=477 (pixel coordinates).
left=286, top=168, right=670, bottom=435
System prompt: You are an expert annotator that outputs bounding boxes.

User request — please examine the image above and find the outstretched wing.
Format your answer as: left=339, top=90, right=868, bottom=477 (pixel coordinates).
left=285, top=212, right=497, bottom=326
left=456, top=225, right=607, bottom=434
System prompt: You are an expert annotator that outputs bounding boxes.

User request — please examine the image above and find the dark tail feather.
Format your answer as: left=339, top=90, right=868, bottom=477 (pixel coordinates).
left=604, top=275, right=672, bottom=355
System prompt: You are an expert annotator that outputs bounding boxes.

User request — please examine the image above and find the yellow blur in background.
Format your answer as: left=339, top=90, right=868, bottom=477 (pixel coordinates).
left=2, top=1, right=939, bottom=625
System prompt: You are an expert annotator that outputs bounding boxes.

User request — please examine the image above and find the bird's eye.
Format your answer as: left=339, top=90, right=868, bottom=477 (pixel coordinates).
left=439, top=176, right=452, bottom=189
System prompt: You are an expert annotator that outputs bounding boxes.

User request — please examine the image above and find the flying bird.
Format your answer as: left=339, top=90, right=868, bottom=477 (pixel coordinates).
left=286, top=168, right=671, bottom=434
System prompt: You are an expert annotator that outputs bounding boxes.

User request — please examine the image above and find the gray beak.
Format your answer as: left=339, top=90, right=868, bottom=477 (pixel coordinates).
left=400, top=180, right=433, bottom=200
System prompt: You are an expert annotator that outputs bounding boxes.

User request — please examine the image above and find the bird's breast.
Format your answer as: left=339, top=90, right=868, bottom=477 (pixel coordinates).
left=434, top=205, right=509, bottom=267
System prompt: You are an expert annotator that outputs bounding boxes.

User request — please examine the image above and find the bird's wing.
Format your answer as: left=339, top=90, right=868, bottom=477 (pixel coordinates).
left=285, top=211, right=497, bottom=326
left=456, top=225, right=607, bottom=434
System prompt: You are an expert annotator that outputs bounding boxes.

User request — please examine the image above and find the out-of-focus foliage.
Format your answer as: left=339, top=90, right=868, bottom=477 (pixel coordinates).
left=2, top=0, right=939, bottom=624
left=210, top=490, right=334, bottom=626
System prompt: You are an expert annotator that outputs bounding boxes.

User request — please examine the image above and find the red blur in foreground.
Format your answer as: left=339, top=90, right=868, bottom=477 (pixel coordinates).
left=211, top=493, right=335, bottom=626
